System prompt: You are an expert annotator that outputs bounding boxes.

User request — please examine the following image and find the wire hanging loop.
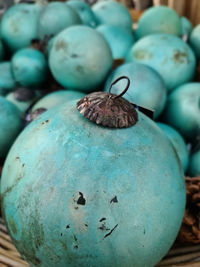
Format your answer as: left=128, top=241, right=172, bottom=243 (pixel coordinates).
left=108, top=76, right=130, bottom=99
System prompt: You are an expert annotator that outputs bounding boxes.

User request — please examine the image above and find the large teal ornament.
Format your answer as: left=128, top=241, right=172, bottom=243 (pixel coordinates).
left=38, top=2, right=81, bottom=40
left=32, top=90, right=85, bottom=112
left=11, top=48, right=48, bottom=87
left=0, top=96, right=22, bottom=158
left=136, top=6, right=181, bottom=39
left=127, top=33, right=196, bottom=91
left=188, top=149, right=200, bottom=176
left=0, top=3, right=43, bottom=52
left=157, top=122, right=189, bottom=172
left=163, top=83, right=200, bottom=140
left=67, top=0, right=98, bottom=28
left=189, top=24, right=200, bottom=59
left=97, top=25, right=135, bottom=60
left=0, top=62, right=16, bottom=96
left=1, top=77, right=185, bottom=267
left=92, top=0, right=133, bottom=32
left=104, top=62, right=167, bottom=118
left=49, top=25, right=113, bottom=92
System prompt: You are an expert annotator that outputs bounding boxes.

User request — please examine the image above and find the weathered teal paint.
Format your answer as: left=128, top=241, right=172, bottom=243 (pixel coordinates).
left=92, top=0, right=133, bottom=32
left=0, top=62, right=16, bottom=96
left=32, top=90, right=85, bottom=111
left=0, top=96, right=22, bottom=158
left=126, top=33, right=196, bottom=91
left=38, top=2, right=81, bottom=40
left=49, top=25, right=113, bottom=92
left=189, top=24, right=200, bottom=59
left=11, top=48, right=48, bottom=87
left=157, top=122, right=189, bottom=172
left=163, top=83, right=200, bottom=140
left=1, top=100, right=185, bottom=267
left=0, top=3, right=43, bottom=52
left=188, top=149, right=200, bottom=176
left=135, top=6, right=181, bottom=39
left=97, top=25, right=135, bottom=60
left=67, top=0, right=98, bottom=28
left=104, top=62, right=167, bottom=118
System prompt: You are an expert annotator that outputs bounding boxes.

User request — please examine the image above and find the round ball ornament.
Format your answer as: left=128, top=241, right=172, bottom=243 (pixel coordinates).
left=1, top=77, right=186, bottom=267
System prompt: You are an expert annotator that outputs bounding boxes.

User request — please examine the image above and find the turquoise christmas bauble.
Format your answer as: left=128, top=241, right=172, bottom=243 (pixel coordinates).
left=32, top=90, right=85, bottom=111
left=0, top=96, right=22, bottom=158
left=67, top=0, right=98, bottom=28
left=97, top=25, right=135, bottom=60
left=136, top=6, right=181, bottom=39
left=126, top=33, right=196, bottom=91
left=92, top=0, right=133, bottom=32
left=38, top=2, right=81, bottom=40
left=163, top=83, right=200, bottom=140
left=157, top=122, right=189, bottom=172
left=1, top=96, right=185, bottom=266
left=49, top=25, right=113, bottom=92
left=11, top=48, right=48, bottom=87
left=0, top=3, right=43, bottom=52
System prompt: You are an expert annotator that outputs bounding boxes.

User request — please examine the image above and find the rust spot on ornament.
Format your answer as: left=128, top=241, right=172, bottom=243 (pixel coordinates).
left=55, top=40, right=67, bottom=51
left=134, top=50, right=152, bottom=60
left=173, top=50, right=188, bottom=64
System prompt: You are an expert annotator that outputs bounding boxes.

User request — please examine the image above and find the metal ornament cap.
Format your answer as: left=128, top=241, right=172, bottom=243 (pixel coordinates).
left=77, top=76, right=138, bottom=128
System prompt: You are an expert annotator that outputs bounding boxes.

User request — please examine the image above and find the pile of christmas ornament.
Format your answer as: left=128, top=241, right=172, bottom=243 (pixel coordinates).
left=0, top=1, right=199, bottom=266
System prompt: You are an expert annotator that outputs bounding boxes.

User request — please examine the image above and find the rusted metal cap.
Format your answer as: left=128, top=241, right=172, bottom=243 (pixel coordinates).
left=77, top=76, right=138, bottom=128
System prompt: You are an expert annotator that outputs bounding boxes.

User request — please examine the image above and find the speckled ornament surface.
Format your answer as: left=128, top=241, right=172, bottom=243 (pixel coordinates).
left=1, top=98, right=185, bottom=267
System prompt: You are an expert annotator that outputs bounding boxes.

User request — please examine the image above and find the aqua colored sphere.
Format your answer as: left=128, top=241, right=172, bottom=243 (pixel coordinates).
left=127, top=34, right=196, bottom=91
left=136, top=6, right=181, bottom=39
left=1, top=100, right=185, bottom=267
left=49, top=25, right=113, bottom=92
left=38, top=2, right=81, bottom=40
left=0, top=96, right=22, bottom=158
left=0, top=3, right=43, bottom=52
left=12, top=48, right=48, bottom=87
